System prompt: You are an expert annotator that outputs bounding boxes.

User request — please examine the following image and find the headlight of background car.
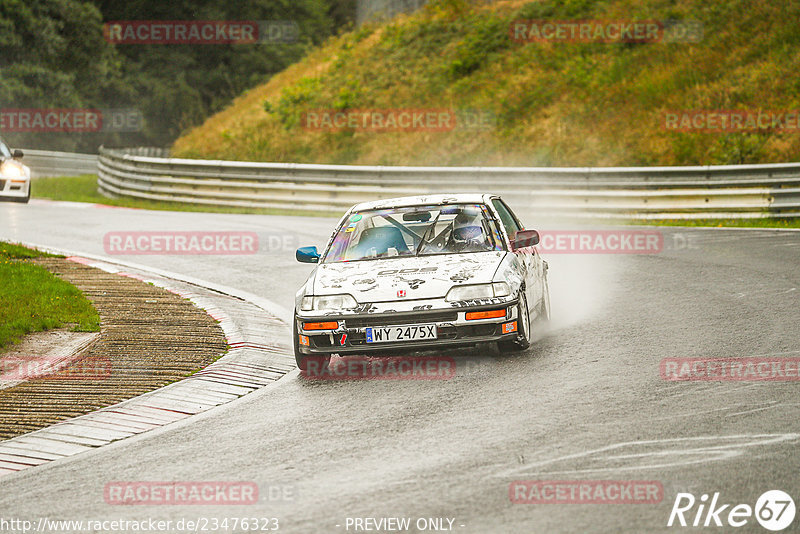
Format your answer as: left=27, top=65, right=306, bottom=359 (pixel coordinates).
left=445, top=282, right=511, bottom=302
left=0, top=161, right=25, bottom=179
left=300, top=294, right=358, bottom=311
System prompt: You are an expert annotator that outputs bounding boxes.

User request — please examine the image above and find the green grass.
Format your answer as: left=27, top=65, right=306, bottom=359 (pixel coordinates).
left=32, top=174, right=101, bottom=204
left=32, top=174, right=336, bottom=217
left=0, top=242, right=100, bottom=351
left=0, top=242, right=60, bottom=260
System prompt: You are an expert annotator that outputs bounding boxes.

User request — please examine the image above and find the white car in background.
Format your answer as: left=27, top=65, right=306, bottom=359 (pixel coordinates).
left=0, top=139, right=30, bottom=203
left=293, top=194, right=550, bottom=370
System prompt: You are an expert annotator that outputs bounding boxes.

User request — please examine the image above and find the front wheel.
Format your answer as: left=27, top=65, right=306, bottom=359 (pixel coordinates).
left=498, top=292, right=532, bottom=352
left=538, top=273, right=550, bottom=323
left=293, top=314, right=331, bottom=372
left=10, top=189, right=30, bottom=203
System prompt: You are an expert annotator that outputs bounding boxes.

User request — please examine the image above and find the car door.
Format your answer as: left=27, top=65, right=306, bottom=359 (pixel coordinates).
left=490, top=198, right=541, bottom=311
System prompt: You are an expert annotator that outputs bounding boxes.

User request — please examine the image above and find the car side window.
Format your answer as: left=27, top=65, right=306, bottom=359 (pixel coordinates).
left=491, top=199, right=522, bottom=238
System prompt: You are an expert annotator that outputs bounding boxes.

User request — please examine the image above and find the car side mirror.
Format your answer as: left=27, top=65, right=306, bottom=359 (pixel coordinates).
left=296, top=246, right=320, bottom=263
left=12, top=149, right=23, bottom=159
left=510, top=229, right=539, bottom=251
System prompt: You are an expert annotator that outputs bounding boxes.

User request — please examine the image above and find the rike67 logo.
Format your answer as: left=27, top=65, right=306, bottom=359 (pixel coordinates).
left=668, top=490, right=795, bottom=531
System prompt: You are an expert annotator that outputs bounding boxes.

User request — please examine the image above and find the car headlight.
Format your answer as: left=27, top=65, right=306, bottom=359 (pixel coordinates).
left=445, top=282, right=511, bottom=302
left=301, top=294, right=358, bottom=311
left=0, top=161, right=24, bottom=179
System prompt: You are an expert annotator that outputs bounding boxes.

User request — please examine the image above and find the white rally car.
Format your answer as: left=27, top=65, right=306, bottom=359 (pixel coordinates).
left=293, top=194, right=550, bottom=370
left=0, top=139, right=31, bottom=203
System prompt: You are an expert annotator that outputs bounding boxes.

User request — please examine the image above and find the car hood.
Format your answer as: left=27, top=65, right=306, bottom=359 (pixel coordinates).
left=313, top=251, right=506, bottom=302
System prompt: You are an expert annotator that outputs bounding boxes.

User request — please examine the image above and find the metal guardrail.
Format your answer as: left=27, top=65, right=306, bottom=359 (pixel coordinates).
left=21, top=149, right=98, bottom=178
left=97, top=147, right=800, bottom=219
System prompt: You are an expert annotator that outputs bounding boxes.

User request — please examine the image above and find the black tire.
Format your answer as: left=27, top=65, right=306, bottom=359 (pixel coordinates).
left=538, top=274, right=550, bottom=323
left=293, top=313, right=331, bottom=373
left=498, top=292, right=532, bottom=352
left=8, top=189, right=29, bottom=203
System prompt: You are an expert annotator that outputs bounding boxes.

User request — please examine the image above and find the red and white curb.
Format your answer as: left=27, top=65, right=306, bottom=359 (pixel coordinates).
left=0, top=255, right=295, bottom=477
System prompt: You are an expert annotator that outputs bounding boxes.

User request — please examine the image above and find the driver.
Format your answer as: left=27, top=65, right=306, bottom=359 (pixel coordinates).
left=447, top=208, right=487, bottom=252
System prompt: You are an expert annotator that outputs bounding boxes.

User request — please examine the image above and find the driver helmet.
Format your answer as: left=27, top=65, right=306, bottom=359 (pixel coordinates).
left=452, top=208, right=483, bottom=242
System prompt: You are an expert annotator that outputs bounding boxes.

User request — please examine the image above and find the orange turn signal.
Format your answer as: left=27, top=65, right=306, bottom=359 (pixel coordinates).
left=299, top=334, right=310, bottom=346
left=465, top=309, right=506, bottom=321
left=303, top=321, right=339, bottom=331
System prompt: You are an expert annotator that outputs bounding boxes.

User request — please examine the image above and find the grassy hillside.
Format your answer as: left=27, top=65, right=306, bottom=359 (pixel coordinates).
left=173, top=0, right=800, bottom=167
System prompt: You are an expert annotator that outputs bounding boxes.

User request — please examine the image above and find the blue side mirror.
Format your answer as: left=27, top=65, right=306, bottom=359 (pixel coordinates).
left=296, top=246, right=320, bottom=263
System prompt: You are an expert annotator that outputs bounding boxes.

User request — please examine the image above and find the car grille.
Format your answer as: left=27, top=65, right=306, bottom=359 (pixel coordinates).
left=345, top=310, right=458, bottom=329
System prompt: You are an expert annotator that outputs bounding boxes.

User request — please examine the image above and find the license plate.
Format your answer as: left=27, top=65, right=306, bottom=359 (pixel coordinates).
left=365, top=324, right=437, bottom=343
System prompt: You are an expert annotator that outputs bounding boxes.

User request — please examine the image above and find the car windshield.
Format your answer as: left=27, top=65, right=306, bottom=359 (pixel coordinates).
left=323, top=203, right=505, bottom=263
left=0, top=140, right=11, bottom=159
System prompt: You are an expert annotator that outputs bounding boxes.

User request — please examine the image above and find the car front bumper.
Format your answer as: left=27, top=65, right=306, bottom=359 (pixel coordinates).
left=295, top=300, right=520, bottom=355
left=0, top=177, right=30, bottom=201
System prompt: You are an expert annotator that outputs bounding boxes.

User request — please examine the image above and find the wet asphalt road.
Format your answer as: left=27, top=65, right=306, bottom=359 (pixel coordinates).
left=0, top=200, right=799, bottom=533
